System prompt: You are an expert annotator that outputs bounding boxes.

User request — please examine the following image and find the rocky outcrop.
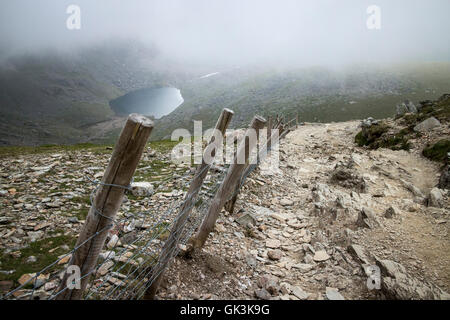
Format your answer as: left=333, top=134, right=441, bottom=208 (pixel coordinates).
left=375, top=258, right=450, bottom=300
left=396, top=100, right=417, bottom=117
left=414, top=117, right=441, bottom=132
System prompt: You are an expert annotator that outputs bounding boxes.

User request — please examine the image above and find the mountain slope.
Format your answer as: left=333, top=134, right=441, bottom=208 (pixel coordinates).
left=0, top=40, right=191, bottom=146
left=152, top=63, right=450, bottom=140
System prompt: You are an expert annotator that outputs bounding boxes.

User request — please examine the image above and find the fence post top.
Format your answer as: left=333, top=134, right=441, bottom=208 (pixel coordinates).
left=222, top=108, right=235, bottom=115
left=128, top=113, right=154, bottom=128
left=251, top=115, right=266, bottom=127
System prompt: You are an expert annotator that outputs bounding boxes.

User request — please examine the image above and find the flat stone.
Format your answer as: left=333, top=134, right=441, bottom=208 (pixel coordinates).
left=97, top=261, right=115, bottom=276
left=266, top=239, right=281, bottom=249
left=313, top=250, right=330, bottom=262
left=34, top=222, right=51, bottom=231
left=292, top=286, right=310, bottom=300
left=326, top=287, right=345, bottom=300
left=18, top=273, right=35, bottom=286
left=108, top=277, right=125, bottom=287
left=45, top=202, right=62, bottom=208
left=270, top=213, right=286, bottom=222
left=292, top=263, right=314, bottom=272
left=280, top=199, right=294, bottom=206
left=58, top=254, right=71, bottom=265
left=107, top=234, right=120, bottom=249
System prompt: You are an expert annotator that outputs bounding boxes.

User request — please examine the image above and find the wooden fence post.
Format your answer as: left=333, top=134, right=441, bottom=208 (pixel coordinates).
left=143, top=108, right=234, bottom=300
left=224, top=118, right=264, bottom=214
left=267, top=116, right=272, bottom=153
left=189, top=115, right=266, bottom=251
left=225, top=121, right=286, bottom=214
left=55, top=114, right=153, bottom=300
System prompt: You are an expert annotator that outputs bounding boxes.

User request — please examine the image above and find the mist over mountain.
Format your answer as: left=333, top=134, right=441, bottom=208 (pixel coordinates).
left=0, top=1, right=449, bottom=145
left=1, top=0, right=449, bottom=66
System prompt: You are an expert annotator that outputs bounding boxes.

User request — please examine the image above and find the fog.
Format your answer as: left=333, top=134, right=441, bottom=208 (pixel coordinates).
left=1, top=0, right=449, bottom=67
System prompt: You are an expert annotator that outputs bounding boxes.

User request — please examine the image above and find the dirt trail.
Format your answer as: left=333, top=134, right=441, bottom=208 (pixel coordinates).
left=161, top=121, right=449, bottom=300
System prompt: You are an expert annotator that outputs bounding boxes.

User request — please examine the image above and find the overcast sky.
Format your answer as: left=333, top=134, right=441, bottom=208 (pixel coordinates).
left=1, top=0, right=449, bottom=67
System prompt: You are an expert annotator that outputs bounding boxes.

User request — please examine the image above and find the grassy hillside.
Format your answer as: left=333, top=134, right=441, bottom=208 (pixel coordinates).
left=152, top=62, right=450, bottom=140
left=1, top=46, right=449, bottom=147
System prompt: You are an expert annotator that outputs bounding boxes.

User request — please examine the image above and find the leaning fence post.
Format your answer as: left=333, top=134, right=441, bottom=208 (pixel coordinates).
left=143, top=108, right=234, bottom=300
left=267, top=116, right=272, bottom=153
left=224, top=118, right=264, bottom=214
left=55, top=114, right=153, bottom=300
left=189, top=115, right=266, bottom=251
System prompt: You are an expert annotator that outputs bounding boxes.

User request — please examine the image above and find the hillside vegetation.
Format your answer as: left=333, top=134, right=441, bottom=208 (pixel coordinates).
left=152, top=63, right=450, bottom=140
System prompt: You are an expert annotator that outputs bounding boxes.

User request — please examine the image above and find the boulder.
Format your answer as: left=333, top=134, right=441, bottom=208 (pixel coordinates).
left=396, top=100, right=417, bottom=117
left=130, top=182, right=154, bottom=197
left=375, top=258, right=449, bottom=300
left=427, top=188, right=444, bottom=208
left=267, top=249, right=283, bottom=261
left=414, top=117, right=441, bottom=132
left=361, top=117, right=379, bottom=128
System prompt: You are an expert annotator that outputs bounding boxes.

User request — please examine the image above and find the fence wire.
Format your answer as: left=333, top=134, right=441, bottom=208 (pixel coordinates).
left=1, top=122, right=293, bottom=301
left=1, top=156, right=228, bottom=300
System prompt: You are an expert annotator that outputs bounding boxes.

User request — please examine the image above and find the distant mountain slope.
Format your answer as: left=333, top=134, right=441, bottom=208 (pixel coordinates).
left=0, top=40, right=191, bottom=146
left=1, top=44, right=449, bottom=147
left=152, top=63, right=450, bottom=140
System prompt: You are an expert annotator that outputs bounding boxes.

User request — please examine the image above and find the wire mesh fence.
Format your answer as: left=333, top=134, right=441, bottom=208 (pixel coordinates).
left=1, top=160, right=228, bottom=300
left=0, top=112, right=295, bottom=300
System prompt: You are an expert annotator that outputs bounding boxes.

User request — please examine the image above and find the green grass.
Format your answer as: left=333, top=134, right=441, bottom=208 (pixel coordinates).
left=0, top=235, right=77, bottom=284
left=0, top=143, right=113, bottom=158
left=355, top=122, right=412, bottom=151
left=423, top=140, right=450, bottom=163
left=0, top=139, right=178, bottom=159
left=355, top=93, right=449, bottom=152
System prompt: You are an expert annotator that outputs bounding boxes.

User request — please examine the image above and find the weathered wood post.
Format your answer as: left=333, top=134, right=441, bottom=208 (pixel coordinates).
left=189, top=115, right=266, bottom=251
left=55, top=114, right=153, bottom=300
left=224, top=117, right=264, bottom=214
left=296, top=113, right=299, bottom=129
left=143, top=108, right=234, bottom=300
left=267, top=116, right=272, bottom=153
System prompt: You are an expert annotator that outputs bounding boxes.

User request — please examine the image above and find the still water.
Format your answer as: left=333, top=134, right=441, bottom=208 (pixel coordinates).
left=110, top=87, right=184, bottom=118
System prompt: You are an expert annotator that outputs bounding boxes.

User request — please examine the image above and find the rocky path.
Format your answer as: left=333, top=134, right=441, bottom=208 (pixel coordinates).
left=0, top=121, right=448, bottom=300
left=160, top=121, right=450, bottom=300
